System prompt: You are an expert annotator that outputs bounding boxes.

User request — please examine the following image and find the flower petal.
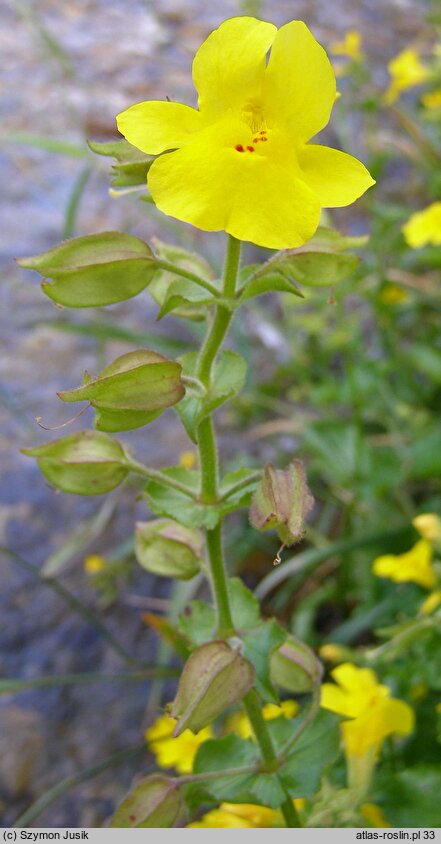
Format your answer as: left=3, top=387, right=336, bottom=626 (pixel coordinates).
left=298, top=144, right=375, bottom=207
left=264, top=21, right=336, bottom=141
left=192, top=16, right=276, bottom=122
left=116, top=101, right=201, bottom=155
left=147, top=121, right=320, bottom=249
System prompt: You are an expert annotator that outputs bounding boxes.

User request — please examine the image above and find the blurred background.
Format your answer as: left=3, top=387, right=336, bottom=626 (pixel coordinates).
left=1, top=0, right=440, bottom=828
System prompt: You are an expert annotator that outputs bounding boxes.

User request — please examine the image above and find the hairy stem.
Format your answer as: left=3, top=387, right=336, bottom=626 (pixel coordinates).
left=243, top=689, right=302, bottom=829
left=196, top=236, right=241, bottom=637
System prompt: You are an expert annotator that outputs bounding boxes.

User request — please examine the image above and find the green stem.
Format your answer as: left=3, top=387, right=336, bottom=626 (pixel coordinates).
left=128, top=459, right=199, bottom=500
left=154, top=258, right=220, bottom=297
left=243, top=690, right=302, bottom=828
left=205, top=522, right=235, bottom=637
left=196, top=236, right=241, bottom=387
left=195, top=236, right=242, bottom=638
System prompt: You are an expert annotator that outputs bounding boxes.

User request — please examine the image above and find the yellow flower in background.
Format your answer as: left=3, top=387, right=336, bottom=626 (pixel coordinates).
left=361, top=803, right=391, bottom=828
left=83, top=554, right=106, bottom=574
left=372, top=539, right=436, bottom=590
left=188, top=803, right=279, bottom=828
left=225, top=699, right=299, bottom=738
left=145, top=713, right=212, bottom=774
left=117, top=16, right=374, bottom=249
left=330, top=30, right=362, bottom=61
left=379, top=283, right=408, bottom=305
left=384, top=48, right=429, bottom=104
left=413, top=513, right=441, bottom=543
left=402, top=202, right=441, bottom=248
left=422, top=89, right=441, bottom=109
left=188, top=800, right=305, bottom=828
left=420, top=590, right=441, bottom=615
left=321, top=663, right=414, bottom=757
left=179, top=450, right=197, bottom=469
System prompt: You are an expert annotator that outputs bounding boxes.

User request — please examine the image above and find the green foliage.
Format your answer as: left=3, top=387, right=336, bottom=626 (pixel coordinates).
left=176, top=351, right=247, bottom=442
left=88, top=138, right=153, bottom=187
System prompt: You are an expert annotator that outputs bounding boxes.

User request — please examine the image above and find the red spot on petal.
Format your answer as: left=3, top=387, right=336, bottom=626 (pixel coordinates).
left=261, top=137, right=268, bottom=141
left=253, top=138, right=259, bottom=143
left=247, top=146, right=255, bottom=152
left=235, top=144, right=245, bottom=152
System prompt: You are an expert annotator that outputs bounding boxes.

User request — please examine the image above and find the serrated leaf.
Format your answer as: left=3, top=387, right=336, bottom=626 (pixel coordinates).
left=237, top=270, right=304, bottom=304
left=157, top=279, right=215, bottom=320
left=278, top=711, right=340, bottom=796
left=229, top=577, right=261, bottom=630
left=192, top=735, right=286, bottom=808
left=176, top=351, right=247, bottom=443
left=149, top=239, right=216, bottom=321
left=178, top=601, right=216, bottom=646
left=143, top=467, right=219, bottom=529
left=18, top=231, right=157, bottom=307
left=242, top=620, right=286, bottom=702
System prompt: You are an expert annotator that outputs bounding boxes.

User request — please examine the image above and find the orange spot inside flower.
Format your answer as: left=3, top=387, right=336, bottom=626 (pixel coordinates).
left=247, top=145, right=255, bottom=152
left=235, top=144, right=245, bottom=152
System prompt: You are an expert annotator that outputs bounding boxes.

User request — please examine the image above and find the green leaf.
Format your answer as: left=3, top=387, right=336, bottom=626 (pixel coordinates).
left=178, top=601, right=216, bottom=646
left=21, top=431, right=129, bottom=495
left=278, top=711, right=340, bottom=796
left=157, top=279, right=215, bottom=320
left=219, top=468, right=260, bottom=511
left=229, top=577, right=261, bottom=630
left=18, top=231, right=157, bottom=307
left=88, top=139, right=154, bottom=187
left=149, top=239, right=216, bottom=321
left=143, top=467, right=218, bottom=529
left=376, top=765, right=441, bottom=827
left=192, top=735, right=286, bottom=808
left=59, top=350, right=184, bottom=413
left=237, top=269, right=304, bottom=304
left=176, top=351, right=247, bottom=443
left=242, top=620, right=286, bottom=702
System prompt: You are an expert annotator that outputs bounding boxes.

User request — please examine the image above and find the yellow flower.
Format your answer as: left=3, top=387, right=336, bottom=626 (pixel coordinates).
left=361, top=803, right=391, bottom=828
left=422, top=89, right=441, bottom=109
left=330, top=30, right=362, bottom=61
left=117, top=16, right=374, bottom=249
left=384, top=48, right=429, bottom=104
left=83, top=554, right=105, bottom=574
left=412, top=513, right=441, bottom=543
left=402, top=202, right=441, bottom=248
left=179, top=450, right=197, bottom=469
left=321, top=663, right=414, bottom=757
left=225, top=698, right=299, bottom=738
left=372, top=539, right=436, bottom=590
left=188, top=802, right=278, bottom=828
left=420, top=590, right=441, bottom=615
left=145, top=713, right=212, bottom=774
left=319, top=643, right=351, bottom=663
left=379, top=283, right=408, bottom=305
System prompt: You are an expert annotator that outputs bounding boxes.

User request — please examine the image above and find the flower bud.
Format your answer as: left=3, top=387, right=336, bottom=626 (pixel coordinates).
left=413, top=513, right=441, bottom=547
left=22, top=431, right=129, bottom=495
left=135, top=519, right=203, bottom=580
left=250, top=459, right=314, bottom=546
left=110, top=774, right=183, bottom=828
left=171, top=641, right=255, bottom=734
left=270, top=635, right=323, bottom=693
